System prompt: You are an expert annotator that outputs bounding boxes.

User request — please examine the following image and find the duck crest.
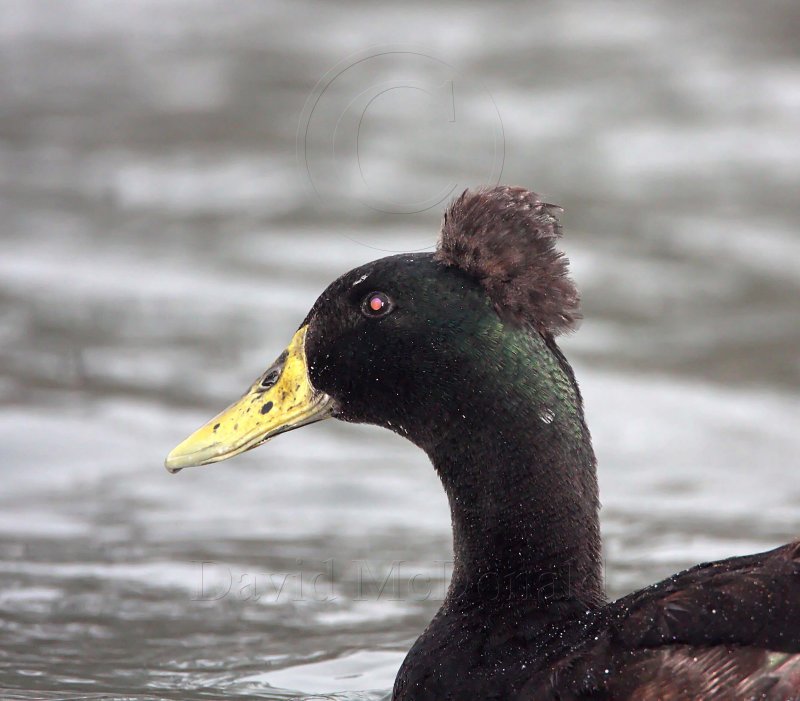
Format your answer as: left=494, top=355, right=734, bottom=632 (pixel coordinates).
left=434, top=185, right=579, bottom=337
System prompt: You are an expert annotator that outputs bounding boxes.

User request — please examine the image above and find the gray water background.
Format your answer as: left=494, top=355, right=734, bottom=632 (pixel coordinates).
left=1, top=1, right=799, bottom=698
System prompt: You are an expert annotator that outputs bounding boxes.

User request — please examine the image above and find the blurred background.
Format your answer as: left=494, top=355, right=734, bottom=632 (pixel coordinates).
left=1, top=1, right=799, bottom=698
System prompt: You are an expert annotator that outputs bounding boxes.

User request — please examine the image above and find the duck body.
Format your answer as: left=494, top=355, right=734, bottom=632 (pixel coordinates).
left=397, top=542, right=800, bottom=700
left=166, top=186, right=800, bottom=700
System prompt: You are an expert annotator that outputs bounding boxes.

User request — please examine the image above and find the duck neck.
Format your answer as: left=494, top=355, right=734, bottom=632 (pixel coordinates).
left=425, top=335, right=603, bottom=615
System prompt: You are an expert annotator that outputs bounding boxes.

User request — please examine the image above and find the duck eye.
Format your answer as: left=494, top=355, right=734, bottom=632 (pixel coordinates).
left=361, top=292, right=393, bottom=318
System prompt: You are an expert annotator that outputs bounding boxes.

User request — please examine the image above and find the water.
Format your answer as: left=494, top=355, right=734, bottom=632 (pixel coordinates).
left=1, top=0, right=799, bottom=698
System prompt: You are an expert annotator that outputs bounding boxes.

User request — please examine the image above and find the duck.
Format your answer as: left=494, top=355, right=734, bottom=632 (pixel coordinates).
left=165, top=186, right=800, bottom=700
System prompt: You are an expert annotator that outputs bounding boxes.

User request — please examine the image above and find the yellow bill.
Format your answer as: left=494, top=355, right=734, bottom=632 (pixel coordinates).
left=164, top=326, right=333, bottom=473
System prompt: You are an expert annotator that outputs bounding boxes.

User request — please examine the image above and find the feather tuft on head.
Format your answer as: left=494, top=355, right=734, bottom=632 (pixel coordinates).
left=434, top=186, right=580, bottom=336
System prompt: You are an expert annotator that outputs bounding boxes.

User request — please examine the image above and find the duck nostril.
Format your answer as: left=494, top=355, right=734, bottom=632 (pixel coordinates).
left=260, top=369, right=281, bottom=389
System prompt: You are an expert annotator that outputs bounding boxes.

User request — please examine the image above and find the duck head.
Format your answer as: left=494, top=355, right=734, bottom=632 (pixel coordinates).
left=165, top=185, right=580, bottom=472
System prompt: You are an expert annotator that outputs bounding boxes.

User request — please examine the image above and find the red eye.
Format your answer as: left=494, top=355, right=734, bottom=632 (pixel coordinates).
left=362, top=292, right=393, bottom=318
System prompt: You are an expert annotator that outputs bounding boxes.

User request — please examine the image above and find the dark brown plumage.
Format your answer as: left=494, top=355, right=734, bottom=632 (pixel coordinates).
left=434, top=185, right=579, bottom=336
left=545, top=541, right=800, bottom=700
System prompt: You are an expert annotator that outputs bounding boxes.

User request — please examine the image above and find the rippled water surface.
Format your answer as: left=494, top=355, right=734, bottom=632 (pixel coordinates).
left=1, top=1, right=799, bottom=698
